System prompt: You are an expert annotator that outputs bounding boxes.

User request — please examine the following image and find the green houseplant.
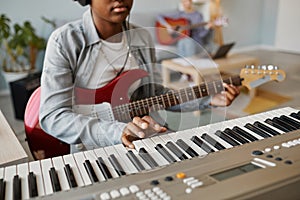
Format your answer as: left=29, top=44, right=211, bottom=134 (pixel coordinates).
left=0, top=14, right=50, bottom=74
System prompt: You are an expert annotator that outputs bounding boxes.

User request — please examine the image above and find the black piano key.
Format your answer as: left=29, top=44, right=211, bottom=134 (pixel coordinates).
left=126, top=150, right=146, bottom=171
left=273, top=117, right=298, bottom=131
left=64, top=164, right=78, bottom=188
left=83, top=160, right=99, bottom=183
left=233, top=126, right=259, bottom=141
left=176, top=139, right=199, bottom=157
left=253, top=121, right=280, bottom=136
left=0, top=179, right=5, bottom=200
left=155, top=144, right=177, bottom=163
left=108, top=154, right=126, bottom=176
left=165, top=141, right=188, bottom=160
left=96, top=157, right=113, bottom=180
left=13, top=175, right=21, bottom=200
left=265, top=118, right=291, bottom=132
left=290, top=112, right=300, bottom=120
left=244, top=123, right=271, bottom=138
left=138, top=148, right=159, bottom=169
left=49, top=167, right=62, bottom=192
left=223, top=128, right=249, bottom=144
left=215, top=130, right=239, bottom=146
left=280, top=115, right=300, bottom=129
left=191, top=136, right=215, bottom=153
left=201, top=133, right=226, bottom=150
left=28, top=172, right=38, bottom=198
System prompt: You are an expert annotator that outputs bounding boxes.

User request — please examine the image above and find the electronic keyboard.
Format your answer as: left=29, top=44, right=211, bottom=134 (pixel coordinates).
left=1, top=107, right=300, bottom=200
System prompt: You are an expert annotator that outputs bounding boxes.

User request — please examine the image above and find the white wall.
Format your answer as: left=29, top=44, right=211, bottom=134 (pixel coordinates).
left=275, top=0, right=300, bottom=53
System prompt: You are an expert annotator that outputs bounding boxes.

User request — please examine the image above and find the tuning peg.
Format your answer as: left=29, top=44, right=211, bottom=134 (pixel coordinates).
left=267, top=65, right=274, bottom=70
left=261, top=65, right=267, bottom=70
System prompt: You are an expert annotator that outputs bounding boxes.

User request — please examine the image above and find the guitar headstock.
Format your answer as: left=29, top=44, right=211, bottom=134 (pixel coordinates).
left=240, top=65, right=286, bottom=90
left=213, top=16, right=229, bottom=27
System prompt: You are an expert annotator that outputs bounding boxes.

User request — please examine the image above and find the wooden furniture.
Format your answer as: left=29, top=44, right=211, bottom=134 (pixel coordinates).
left=0, top=110, right=28, bottom=167
left=162, top=54, right=260, bottom=95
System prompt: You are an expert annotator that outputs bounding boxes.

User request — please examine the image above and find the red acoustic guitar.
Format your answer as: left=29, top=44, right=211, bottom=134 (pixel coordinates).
left=155, top=16, right=228, bottom=45
left=24, top=66, right=285, bottom=159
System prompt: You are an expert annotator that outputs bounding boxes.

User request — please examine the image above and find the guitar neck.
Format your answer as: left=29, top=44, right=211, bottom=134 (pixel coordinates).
left=113, top=75, right=242, bottom=121
left=177, top=21, right=208, bottom=31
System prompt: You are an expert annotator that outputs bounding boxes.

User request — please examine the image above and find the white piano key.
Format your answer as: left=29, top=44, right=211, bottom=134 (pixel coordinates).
left=150, top=135, right=181, bottom=162
left=158, top=133, right=192, bottom=159
left=63, top=154, right=85, bottom=187
left=40, top=158, right=54, bottom=195
left=191, top=127, right=233, bottom=150
left=29, top=160, right=45, bottom=196
left=84, top=150, right=106, bottom=182
left=73, top=152, right=92, bottom=186
left=0, top=167, right=3, bottom=179
left=130, top=148, right=152, bottom=170
left=104, top=145, right=132, bottom=175
left=52, top=156, right=71, bottom=191
left=139, top=139, right=169, bottom=166
left=17, top=162, right=29, bottom=199
left=167, top=130, right=209, bottom=156
left=113, top=144, right=139, bottom=174
left=4, top=165, right=16, bottom=200
left=93, top=148, right=120, bottom=178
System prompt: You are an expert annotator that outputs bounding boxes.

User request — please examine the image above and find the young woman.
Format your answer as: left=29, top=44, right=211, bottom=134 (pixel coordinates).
left=39, top=0, right=240, bottom=153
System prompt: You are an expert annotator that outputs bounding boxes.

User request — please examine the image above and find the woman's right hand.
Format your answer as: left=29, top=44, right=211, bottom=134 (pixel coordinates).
left=121, top=116, right=167, bottom=149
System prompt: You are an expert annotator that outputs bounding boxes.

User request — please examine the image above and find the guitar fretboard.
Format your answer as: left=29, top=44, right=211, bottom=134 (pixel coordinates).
left=112, top=75, right=242, bottom=121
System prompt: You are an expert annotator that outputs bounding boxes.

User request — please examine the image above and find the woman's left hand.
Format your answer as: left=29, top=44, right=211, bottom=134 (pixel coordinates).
left=210, top=83, right=240, bottom=107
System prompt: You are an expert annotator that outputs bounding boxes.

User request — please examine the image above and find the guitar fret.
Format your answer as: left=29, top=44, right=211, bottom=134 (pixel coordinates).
left=141, top=99, right=148, bottom=115
left=166, top=93, right=172, bottom=108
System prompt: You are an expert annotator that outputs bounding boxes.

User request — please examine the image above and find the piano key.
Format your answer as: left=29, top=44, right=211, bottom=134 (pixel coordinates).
left=105, top=145, right=135, bottom=175
left=244, top=124, right=271, bottom=139
left=96, top=157, right=113, bottom=180
left=49, top=167, right=61, bottom=192
left=223, top=128, right=249, bottom=144
left=52, top=156, right=71, bottom=191
left=167, top=130, right=209, bottom=156
left=165, top=141, right=189, bottom=160
left=251, top=114, right=285, bottom=134
left=113, top=144, right=139, bottom=174
left=84, top=150, right=105, bottom=182
left=135, top=139, right=169, bottom=167
left=83, top=160, right=99, bottom=183
left=128, top=148, right=152, bottom=170
left=232, top=126, right=259, bottom=142
left=93, top=148, right=120, bottom=178
left=192, top=126, right=232, bottom=150
left=191, top=136, right=215, bottom=153
left=138, top=147, right=159, bottom=168
left=62, top=154, right=85, bottom=187
left=13, top=175, right=21, bottom=200
left=151, top=135, right=181, bottom=162
left=280, top=115, right=300, bottom=128
left=290, top=112, right=300, bottom=120
left=29, top=161, right=45, bottom=196
left=126, top=150, right=146, bottom=171
left=3, top=165, right=16, bottom=200
left=73, top=152, right=93, bottom=186
left=28, top=172, right=38, bottom=198
left=215, top=130, right=240, bottom=146
left=265, top=118, right=291, bottom=132
left=17, top=163, right=29, bottom=199
left=0, top=178, right=5, bottom=200
left=201, top=133, right=226, bottom=150
left=175, top=139, right=199, bottom=157
left=253, top=121, right=281, bottom=136
left=273, top=117, right=298, bottom=131
left=159, top=134, right=192, bottom=159
left=63, top=164, right=77, bottom=188
left=154, top=144, right=177, bottom=163
left=107, top=154, right=126, bottom=176
left=40, top=159, right=54, bottom=195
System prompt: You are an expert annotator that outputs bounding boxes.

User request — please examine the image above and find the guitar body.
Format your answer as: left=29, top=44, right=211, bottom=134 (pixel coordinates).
left=24, top=69, right=149, bottom=159
left=155, top=17, right=190, bottom=45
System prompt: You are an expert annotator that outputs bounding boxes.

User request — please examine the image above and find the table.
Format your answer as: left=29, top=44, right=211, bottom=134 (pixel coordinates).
left=0, top=110, right=28, bottom=167
left=161, top=54, right=260, bottom=96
